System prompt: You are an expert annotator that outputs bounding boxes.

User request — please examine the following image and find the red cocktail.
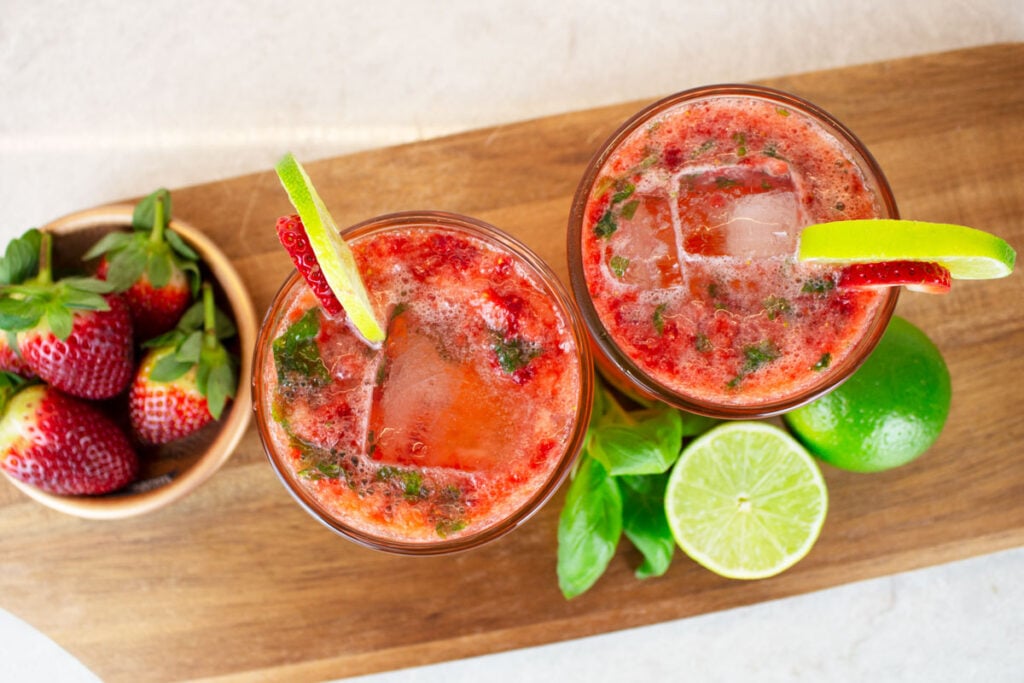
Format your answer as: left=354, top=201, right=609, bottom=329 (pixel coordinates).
left=254, top=212, right=592, bottom=554
left=568, top=85, right=899, bottom=417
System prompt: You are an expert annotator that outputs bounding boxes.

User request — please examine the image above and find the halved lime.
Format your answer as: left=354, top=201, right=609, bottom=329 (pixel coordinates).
left=799, top=219, right=1015, bottom=279
left=275, top=153, right=386, bottom=344
left=664, top=422, right=827, bottom=580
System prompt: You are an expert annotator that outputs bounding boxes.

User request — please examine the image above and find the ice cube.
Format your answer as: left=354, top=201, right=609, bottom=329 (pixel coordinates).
left=369, top=313, right=514, bottom=471
left=723, top=191, right=801, bottom=258
left=674, top=156, right=805, bottom=259
left=607, top=192, right=684, bottom=288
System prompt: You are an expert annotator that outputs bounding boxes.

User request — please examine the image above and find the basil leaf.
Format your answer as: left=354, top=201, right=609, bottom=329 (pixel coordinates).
left=619, top=474, right=674, bottom=579
left=679, top=410, right=719, bottom=437
left=589, top=408, right=683, bottom=476
left=557, top=456, right=623, bottom=599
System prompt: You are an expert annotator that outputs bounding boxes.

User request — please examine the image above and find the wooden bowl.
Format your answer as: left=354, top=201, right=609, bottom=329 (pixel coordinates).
left=1, top=205, right=256, bottom=519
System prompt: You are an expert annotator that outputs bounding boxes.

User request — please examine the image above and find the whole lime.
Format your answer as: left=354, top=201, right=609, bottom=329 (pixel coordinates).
left=783, top=316, right=951, bottom=472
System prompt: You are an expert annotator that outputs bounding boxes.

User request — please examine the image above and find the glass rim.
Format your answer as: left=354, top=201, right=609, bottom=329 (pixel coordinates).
left=253, top=210, right=594, bottom=555
left=567, top=83, right=900, bottom=418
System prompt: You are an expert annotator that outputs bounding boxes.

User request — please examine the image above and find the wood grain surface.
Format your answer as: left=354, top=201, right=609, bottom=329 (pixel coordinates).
left=1, top=44, right=1021, bottom=683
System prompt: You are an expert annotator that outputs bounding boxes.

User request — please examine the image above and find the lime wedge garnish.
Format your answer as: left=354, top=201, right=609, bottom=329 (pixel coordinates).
left=275, top=153, right=385, bottom=344
left=799, top=219, right=1015, bottom=279
left=664, top=422, right=828, bottom=580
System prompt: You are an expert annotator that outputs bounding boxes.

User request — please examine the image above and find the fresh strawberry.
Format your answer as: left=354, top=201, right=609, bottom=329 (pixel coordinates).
left=17, top=294, right=135, bottom=399
left=85, top=189, right=200, bottom=340
left=129, top=281, right=238, bottom=445
left=0, top=228, right=42, bottom=379
left=275, top=214, right=344, bottom=316
left=0, top=333, right=34, bottom=378
left=0, top=374, right=138, bottom=495
left=838, top=260, right=952, bottom=294
left=0, top=231, right=133, bottom=399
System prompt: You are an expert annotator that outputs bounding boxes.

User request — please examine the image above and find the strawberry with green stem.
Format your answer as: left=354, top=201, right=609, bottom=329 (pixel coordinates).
left=0, top=229, right=42, bottom=377
left=129, top=281, right=238, bottom=445
left=86, top=188, right=200, bottom=340
left=0, top=232, right=134, bottom=400
left=0, top=372, right=138, bottom=495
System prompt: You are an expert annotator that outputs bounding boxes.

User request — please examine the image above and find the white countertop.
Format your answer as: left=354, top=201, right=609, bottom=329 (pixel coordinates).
left=1, top=2, right=1022, bottom=681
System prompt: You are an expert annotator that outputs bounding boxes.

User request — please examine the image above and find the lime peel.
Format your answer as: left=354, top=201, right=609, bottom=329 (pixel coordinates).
left=798, top=219, right=1016, bottom=280
left=275, top=153, right=385, bottom=344
left=665, top=421, right=828, bottom=580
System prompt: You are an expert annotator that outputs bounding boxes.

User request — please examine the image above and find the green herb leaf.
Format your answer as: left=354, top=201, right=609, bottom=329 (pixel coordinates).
left=609, top=255, right=630, bottom=279
left=175, top=330, right=203, bottom=364
left=594, top=210, right=617, bottom=239
left=611, top=183, right=635, bottom=204
left=61, top=276, right=115, bottom=295
left=376, top=465, right=425, bottom=500
left=692, top=139, right=715, bottom=157
left=146, top=249, right=174, bottom=289
left=652, top=303, right=668, bottom=335
left=0, top=229, right=42, bottom=285
left=105, top=241, right=147, bottom=291
left=695, top=333, right=713, bottom=353
left=741, top=340, right=780, bottom=374
left=205, top=361, right=234, bottom=419
left=679, top=410, right=719, bottom=437
left=164, top=229, right=199, bottom=261
left=589, top=407, right=683, bottom=476
left=557, top=456, right=623, bottom=599
left=493, top=334, right=541, bottom=374
left=0, top=298, right=43, bottom=330
left=150, top=352, right=193, bottom=383
left=44, top=305, right=74, bottom=341
left=801, top=278, right=836, bottom=296
left=273, top=307, right=329, bottom=384
left=812, top=352, right=832, bottom=371
left=619, top=473, right=674, bottom=579
left=132, top=188, right=172, bottom=231
left=620, top=199, right=640, bottom=220
left=82, top=231, right=135, bottom=261
left=763, top=296, right=792, bottom=320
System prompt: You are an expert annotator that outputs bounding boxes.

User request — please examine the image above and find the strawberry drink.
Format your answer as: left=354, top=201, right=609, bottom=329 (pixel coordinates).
left=569, top=85, right=899, bottom=417
left=254, top=212, right=592, bottom=554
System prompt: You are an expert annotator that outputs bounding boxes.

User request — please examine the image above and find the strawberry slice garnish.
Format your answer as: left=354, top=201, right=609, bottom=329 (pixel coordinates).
left=0, top=374, right=138, bottom=495
left=837, top=260, right=952, bottom=294
left=275, top=214, right=344, bottom=316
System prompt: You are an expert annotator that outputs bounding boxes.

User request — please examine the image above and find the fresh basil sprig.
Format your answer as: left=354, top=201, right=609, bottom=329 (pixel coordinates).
left=556, top=381, right=719, bottom=598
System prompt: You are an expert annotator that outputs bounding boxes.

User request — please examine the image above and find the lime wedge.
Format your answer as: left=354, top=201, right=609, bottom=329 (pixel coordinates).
left=275, top=153, right=385, bottom=344
left=799, top=219, right=1015, bottom=279
left=664, top=422, right=827, bottom=580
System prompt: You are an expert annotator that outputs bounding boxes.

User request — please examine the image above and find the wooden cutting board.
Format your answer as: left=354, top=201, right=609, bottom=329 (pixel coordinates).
left=1, top=44, right=1021, bottom=683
